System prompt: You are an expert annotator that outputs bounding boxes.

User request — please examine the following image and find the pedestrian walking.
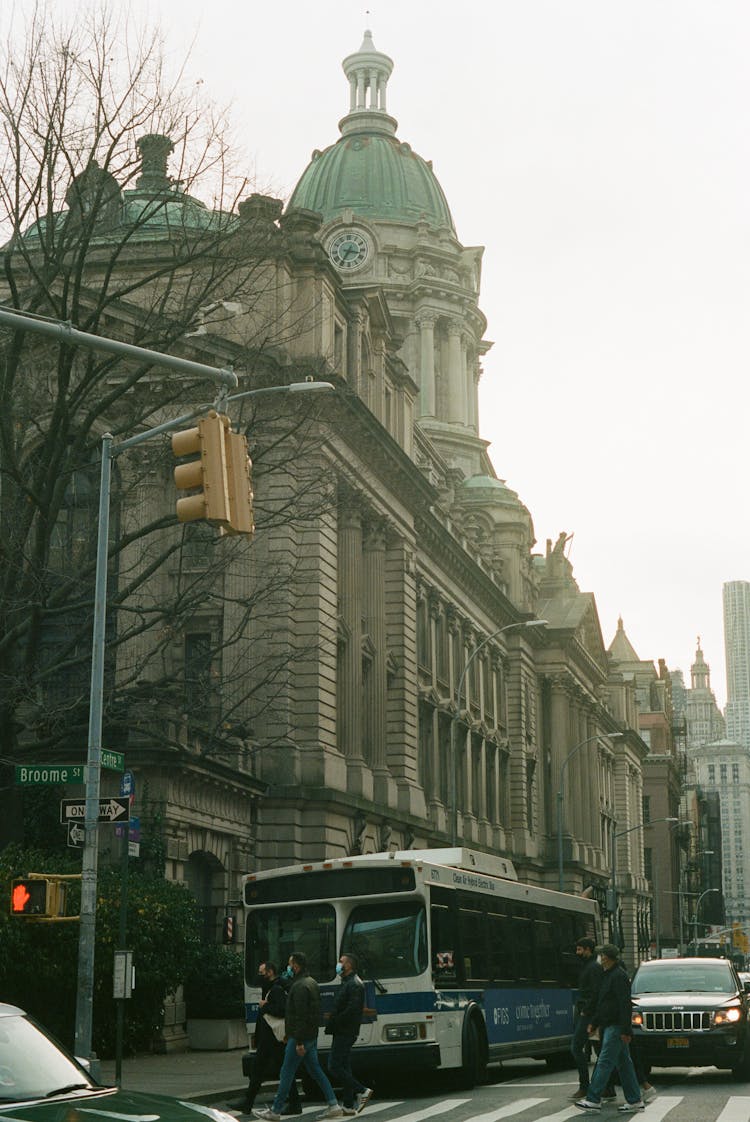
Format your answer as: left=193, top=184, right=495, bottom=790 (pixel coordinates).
left=245, top=962, right=302, bottom=1115
left=574, top=944, right=645, bottom=1113
left=326, top=954, right=373, bottom=1116
left=570, top=937, right=603, bottom=1100
left=253, top=952, right=342, bottom=1122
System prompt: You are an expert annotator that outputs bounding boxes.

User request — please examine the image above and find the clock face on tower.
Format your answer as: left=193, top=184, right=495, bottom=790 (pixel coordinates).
left=328, top=229, right=370, bottom=271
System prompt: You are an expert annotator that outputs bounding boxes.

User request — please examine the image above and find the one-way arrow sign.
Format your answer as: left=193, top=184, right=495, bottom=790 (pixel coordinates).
left=60, top=796, right=130, bottom=824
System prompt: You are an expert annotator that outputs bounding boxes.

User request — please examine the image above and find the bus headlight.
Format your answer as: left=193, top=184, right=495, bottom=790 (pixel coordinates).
left=385, top=1023, right=421, bottom=1041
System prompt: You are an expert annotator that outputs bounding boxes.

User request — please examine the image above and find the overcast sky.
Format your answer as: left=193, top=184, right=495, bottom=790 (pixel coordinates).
left=21, top=1, right=750, bottom=705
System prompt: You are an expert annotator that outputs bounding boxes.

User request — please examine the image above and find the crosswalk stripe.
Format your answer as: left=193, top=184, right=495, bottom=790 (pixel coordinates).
left=382, top=1099, right=471, bottom=1122
left=716, top=1098, right=750, bottom=1122
left=358, top=1104, right=405, bottom=1116
left=464, top=1099, right=548, bottom=1122
left=638, top=1096, right=683, bottom=1120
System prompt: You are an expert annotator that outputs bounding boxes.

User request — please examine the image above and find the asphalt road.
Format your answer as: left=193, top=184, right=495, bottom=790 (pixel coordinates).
left=226, top=1060, right=750, bottom=1122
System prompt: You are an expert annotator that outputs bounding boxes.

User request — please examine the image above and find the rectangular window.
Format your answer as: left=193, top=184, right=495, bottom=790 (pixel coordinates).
left=721, top=764, right=728, bottom=783
left=708, top=764, right=715, bottom=784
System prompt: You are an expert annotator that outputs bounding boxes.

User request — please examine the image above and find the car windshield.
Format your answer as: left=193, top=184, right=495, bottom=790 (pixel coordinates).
left=0, top=1012, right=97, bottom=1102
left=632, top=963, right=736, bottom=995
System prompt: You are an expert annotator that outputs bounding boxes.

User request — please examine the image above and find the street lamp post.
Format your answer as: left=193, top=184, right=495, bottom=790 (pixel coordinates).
left=449, top=619, right=546, bottom=847
left=74, top=378, right=333, bottom=1060
left=610, top=817, right=681, bottom=950
left=556, top=732, right=624, bottom=892
left=692, top=888, right=721, bottom=944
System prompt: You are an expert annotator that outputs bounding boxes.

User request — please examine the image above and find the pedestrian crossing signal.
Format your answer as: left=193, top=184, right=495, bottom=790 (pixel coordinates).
left=10, top=878, right=51, bottom=916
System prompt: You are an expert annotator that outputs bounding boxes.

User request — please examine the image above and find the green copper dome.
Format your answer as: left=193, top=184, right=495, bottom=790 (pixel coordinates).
left=288, top=31, right=455, bottom=233
left=290, top=135, right=454, bottom=231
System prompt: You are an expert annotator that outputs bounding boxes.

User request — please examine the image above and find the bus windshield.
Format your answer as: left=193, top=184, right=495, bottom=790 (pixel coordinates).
left=342, top=900, right=428, bottom=979
left=246, top=903, right=338, bottom=984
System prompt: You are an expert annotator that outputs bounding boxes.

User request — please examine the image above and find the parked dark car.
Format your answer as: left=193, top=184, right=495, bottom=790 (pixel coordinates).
left=631, top=957, right=750, bottom=1079
left=0, top=1002, right=237, bottom=1122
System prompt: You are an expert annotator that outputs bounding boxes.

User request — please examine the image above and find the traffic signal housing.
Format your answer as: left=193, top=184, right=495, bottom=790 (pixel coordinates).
left=172, top=411, right=254, bottom=536
left=172, top=411, right=231, bottom=526
left=224, top=430, right=254, bottom=536
left=10, top=878, right=54, bottom=917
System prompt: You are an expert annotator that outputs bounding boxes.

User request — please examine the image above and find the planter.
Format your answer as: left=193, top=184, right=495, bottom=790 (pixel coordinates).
left=186, top=1017, right=247, bottom=1051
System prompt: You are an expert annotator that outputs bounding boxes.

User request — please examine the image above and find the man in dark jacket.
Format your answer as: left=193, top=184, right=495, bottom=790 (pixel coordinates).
left=245, top=963, right=302, bottom=1114
left=327, top=954, right=373, bottom=1116
left=570, top=937, right=603, bottom=1099
left=574, top=944, right=644, bottom=1113
left=253, top=951, right=342, bottom=1122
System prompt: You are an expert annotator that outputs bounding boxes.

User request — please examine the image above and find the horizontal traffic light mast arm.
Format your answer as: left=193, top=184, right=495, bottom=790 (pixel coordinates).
left=0, top=305, right=238, bottom=390
left=116, top=381, right=335, bottom=455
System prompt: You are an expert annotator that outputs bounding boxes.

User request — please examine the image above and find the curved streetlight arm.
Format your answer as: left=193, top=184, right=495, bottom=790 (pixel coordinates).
left=556, top=732, right=624, bottom=891
left=449, top=620, right=546, bottom=846
left=692, top=888, right=721, bottom=939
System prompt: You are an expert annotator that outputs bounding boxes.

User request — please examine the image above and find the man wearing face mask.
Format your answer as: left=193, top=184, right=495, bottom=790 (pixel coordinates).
left=326, top=954, right=372, bottom=1116
left=253, top=952, right=342, bottom=1122
left=245, top=962, right=302, bottom=1115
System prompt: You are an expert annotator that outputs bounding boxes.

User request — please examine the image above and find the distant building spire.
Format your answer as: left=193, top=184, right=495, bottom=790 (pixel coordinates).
left=691, top=636, right=711, bottom=691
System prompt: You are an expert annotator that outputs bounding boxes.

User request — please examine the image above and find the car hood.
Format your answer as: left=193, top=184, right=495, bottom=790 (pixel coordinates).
left=632, top=993, right=739, bottom=1008
left=0, top=1087, right=226, bottom=1122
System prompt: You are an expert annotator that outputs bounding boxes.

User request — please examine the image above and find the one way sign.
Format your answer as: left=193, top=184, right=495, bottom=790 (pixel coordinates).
left=60, top=797, right=130, bottom=824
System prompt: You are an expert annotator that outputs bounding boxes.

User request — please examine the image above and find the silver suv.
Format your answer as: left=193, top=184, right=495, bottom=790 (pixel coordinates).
left=631, top=957, right=750, bottom=1078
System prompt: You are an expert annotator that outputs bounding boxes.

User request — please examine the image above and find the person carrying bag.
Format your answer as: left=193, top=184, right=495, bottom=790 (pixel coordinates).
left=246, top=962, right=302, bottom=1114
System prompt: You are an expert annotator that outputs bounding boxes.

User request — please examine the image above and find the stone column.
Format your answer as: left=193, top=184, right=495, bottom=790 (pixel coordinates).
left=415, top=310, right=437, bottom=417
left=364, top=519, right=388, bottom=785
left=447, top=319, right=465, bottom=425
left=338, top=501, right=364, bottom=767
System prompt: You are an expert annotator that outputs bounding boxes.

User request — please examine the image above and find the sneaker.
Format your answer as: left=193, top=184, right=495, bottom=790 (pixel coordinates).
left=574, top=1103, right=602, bottom=1112
left=319, top=1108, right=343, bottom=1120
left=253, top=1112, right=281, bottom=1122
left=355, top=1090, right=373, bottom=1114
left=617, top=1104, right=645, bottom=1114
left=641, top=1084, right=657, bottom=1103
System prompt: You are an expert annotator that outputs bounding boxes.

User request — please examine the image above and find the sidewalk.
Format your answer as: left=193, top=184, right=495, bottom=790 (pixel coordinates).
left=99, top=1048, right=248, bottom=1103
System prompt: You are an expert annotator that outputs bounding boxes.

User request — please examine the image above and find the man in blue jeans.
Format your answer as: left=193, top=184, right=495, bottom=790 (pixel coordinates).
left=326, top=953, right=373, bottom=1116
left=575, top=944, right=644, bottom=1114
left=253, top=952, right=342, bottom=1122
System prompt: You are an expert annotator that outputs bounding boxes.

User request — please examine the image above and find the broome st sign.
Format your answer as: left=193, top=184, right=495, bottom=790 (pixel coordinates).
left=16, top=764, right=84, bottom=785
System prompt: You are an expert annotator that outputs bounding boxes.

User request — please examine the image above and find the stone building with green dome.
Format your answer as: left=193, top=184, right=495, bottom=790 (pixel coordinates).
left=3, top=22, right=655, bottom=997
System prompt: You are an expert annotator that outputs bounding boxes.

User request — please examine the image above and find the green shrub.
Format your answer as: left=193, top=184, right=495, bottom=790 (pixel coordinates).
left=0, top=844, right=203, bottom=1056
left=184, top=942, right=244, bottom=1019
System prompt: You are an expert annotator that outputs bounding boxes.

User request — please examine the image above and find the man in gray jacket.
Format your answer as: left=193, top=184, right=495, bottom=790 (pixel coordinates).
left=253, top=952, right=342, bottom=1122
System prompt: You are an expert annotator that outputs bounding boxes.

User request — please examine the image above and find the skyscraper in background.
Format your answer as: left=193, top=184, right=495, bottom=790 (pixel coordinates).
left=724, top=581, right=750, bottom=750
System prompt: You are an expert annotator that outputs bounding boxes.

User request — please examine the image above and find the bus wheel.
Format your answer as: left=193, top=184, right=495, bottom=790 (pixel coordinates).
left=457, top=1017, right=487, bottom=1089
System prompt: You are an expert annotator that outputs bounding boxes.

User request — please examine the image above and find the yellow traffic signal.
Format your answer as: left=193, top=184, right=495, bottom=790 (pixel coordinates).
left=172, top=411, right=231, bottom=526
left=224, top=430, right=254, bottom=536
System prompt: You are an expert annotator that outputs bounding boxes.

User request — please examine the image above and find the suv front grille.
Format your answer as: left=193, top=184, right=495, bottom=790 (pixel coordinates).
left=642, top=1011, right=712, bottom=1031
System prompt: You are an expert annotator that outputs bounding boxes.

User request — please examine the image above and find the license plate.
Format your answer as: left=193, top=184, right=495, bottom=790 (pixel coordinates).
left=666, top=1036, right=690, bottom=1048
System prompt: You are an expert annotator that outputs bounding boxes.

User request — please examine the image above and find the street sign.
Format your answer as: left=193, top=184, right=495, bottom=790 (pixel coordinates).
left=60, top=797, right=130, bottom=824
left=16, top=764, right=84, bottom=786
left=67, top=821, right=85, bottom=848
left=115, top=814, right=140, bottom=842
left=101, top=749, right=124, bottom=772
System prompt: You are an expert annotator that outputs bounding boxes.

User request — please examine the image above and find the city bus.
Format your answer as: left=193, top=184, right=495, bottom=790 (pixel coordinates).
left=241, top=847, right=599, bottom=1087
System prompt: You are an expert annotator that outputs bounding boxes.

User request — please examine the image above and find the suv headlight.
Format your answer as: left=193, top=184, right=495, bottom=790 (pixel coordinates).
left=631, top=1011, right=643, bottom=1027
left=713, top=1005, right=742, bottom=1026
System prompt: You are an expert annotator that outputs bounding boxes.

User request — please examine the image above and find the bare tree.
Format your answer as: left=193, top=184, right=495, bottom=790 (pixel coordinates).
left=0, top=5, right=335, bottom=824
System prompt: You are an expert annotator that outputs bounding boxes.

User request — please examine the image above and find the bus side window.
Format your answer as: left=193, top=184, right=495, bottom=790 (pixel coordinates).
left=512, top=911, right=534, bottom=982
left=460, top=906, right=489, bottom=983
left=431, top=902, right=458, bottom=986
left=534, top=913, right=560, bottom=984
left=488, top=909, right=515, bottom=984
